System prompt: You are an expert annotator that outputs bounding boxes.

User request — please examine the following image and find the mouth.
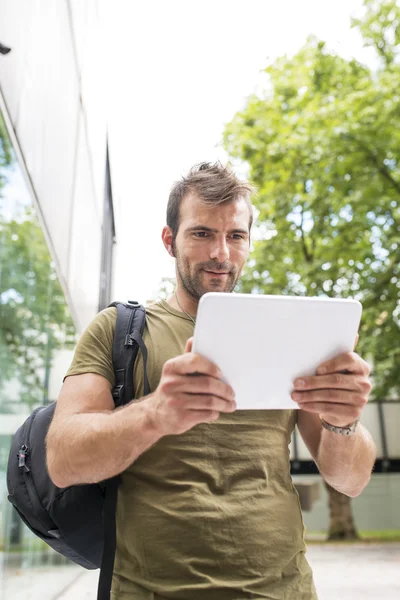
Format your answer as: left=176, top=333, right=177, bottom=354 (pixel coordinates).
left=203, top=270, right=229, bottom=277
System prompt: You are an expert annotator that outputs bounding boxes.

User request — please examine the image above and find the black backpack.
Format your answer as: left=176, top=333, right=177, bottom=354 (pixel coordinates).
left=6, top=300, right=150, bottom=600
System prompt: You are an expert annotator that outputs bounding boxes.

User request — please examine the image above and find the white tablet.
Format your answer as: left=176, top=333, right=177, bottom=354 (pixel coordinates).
left=192, top=293, right=362, bottom=410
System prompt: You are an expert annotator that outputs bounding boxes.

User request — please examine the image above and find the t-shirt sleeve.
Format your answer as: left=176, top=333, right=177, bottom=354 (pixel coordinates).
left=63, top=307, right=117, bottom=388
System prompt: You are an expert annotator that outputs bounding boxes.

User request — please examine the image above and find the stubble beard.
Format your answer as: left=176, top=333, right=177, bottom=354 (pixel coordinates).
left=175, top=248, right=240, bottom=302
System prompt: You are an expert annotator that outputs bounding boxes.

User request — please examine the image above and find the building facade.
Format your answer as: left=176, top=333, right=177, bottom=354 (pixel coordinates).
left=0, top=1, right=116, bottom=597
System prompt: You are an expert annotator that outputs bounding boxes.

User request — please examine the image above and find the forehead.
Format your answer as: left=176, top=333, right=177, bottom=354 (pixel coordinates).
left=179, top=193, right=251, bottom=229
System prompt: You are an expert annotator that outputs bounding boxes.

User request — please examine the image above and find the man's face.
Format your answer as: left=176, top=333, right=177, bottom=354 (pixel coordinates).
left=172, top=193, right=251, bottom=301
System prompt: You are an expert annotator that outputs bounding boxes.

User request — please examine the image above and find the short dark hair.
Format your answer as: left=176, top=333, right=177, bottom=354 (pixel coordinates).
left=167, top=162, right=255, bottom=243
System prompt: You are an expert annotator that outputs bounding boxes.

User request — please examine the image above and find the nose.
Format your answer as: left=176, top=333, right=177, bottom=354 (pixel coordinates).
left=209, top=236, right=230, bottom=263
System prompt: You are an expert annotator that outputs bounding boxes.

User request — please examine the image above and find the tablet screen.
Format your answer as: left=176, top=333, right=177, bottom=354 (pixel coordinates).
left=192, top=293, right=362, bottom=410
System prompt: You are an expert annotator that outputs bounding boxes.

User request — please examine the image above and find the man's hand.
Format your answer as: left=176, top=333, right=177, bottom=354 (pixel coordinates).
left=148, top=338, right=236, bottom=436
left=291, top=351, right=372, bottom=427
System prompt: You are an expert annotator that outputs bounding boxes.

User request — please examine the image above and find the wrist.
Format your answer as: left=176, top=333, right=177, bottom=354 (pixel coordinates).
left=143, top=393, right=165, bottom=440
left=320, top=414, right=357, bottom=428
left=320, top=415, right=359, bottom=437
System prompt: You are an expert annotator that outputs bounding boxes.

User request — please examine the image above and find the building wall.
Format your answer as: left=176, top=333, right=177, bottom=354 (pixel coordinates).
left=0, top=3, right=114, bottom=597
left=0, top=0, right=110, bottom=332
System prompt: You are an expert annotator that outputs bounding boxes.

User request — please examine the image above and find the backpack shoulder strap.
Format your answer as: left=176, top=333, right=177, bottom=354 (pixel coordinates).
left=107, top=300, right=149, bottom=407
left=97, top=300, right=149, bottom=600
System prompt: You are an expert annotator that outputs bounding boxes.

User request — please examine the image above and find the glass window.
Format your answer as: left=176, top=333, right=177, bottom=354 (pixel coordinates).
left=0, top=107, right=79, bottom=597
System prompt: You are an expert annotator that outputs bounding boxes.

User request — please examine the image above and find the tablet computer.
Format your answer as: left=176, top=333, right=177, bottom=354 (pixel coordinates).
left=192, top=293, right=362, bottom=410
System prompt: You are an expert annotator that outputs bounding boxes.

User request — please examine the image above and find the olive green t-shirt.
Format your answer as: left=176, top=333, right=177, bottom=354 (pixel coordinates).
left=65, top=300, right=317, bottom=600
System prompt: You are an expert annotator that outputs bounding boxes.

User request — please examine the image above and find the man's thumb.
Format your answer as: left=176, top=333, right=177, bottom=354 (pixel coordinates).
left=354, top=334, right=359, bottom=350
left=185, top=337, right=193, bottom=353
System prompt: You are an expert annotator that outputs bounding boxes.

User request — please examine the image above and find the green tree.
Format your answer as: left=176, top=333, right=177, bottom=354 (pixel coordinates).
left=223, top=0, right=400, bottom=539
left=0, top=111, right=12, bottom=167
left=353, top=0, right=400, bottom=67
left=224, top=0, right=400, bottom=400
left=0, top=115, right=76, bottom=412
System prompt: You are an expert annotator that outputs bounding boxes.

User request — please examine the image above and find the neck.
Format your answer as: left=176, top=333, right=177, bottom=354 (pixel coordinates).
left=167, top=288, right=198, bottom=318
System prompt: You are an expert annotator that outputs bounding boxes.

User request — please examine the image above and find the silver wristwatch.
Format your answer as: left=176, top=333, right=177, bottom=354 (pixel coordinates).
left=320, top=417, right=359, bottom=436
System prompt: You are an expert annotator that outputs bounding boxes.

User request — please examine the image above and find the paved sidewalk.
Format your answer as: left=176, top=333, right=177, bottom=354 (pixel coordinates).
left=308, top=542, right=400, bottom=599
left=3, top=543, right=400, bottom=599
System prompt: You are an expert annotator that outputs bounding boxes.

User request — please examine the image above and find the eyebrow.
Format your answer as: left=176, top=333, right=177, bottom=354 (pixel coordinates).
left=186, top=225, right=249, bottom=235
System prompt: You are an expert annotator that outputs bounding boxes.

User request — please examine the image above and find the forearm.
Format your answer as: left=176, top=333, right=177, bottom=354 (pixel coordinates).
left=317, top=423, right=376, bottom=497
left=46, top=395, right=162, bottom=487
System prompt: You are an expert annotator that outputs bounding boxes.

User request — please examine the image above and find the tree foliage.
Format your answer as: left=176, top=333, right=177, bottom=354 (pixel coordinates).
left=223, top=0, right=400, bottom=399
left=353, top=0, right=400, bottom=66
left=0, top=115, right=76, bottom=411
left=0, top=111, right=12, bottom=167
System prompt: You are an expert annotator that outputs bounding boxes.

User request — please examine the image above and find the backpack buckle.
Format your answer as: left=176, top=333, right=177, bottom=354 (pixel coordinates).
left=112, top=385, right=124, bottom=403
left=127, top=300, right=140, bottom=307
left=125, top=334, right=136, bottom=347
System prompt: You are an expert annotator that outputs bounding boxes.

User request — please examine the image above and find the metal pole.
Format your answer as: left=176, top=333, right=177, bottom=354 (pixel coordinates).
left=377, top=400, right=390, bottom=472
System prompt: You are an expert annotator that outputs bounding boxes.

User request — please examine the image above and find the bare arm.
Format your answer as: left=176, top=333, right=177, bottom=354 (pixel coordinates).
left=46, top=339, right=236, bottom=488
left=46, top=373, right=162, bottom=487
left=297, top=410, right=376, bottom=497
left=293, top=351, right=376, bottom=498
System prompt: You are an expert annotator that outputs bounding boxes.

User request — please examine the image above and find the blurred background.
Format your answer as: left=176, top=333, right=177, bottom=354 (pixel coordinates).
left=0, top=0, right=399, bottom=598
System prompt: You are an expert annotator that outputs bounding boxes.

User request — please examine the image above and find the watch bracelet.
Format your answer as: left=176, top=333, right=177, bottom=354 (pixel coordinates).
left=320, top=417, right=359, bottom=436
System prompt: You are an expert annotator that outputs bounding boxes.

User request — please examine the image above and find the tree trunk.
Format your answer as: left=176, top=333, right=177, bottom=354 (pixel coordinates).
left=324, top=480, right=359, bottom=540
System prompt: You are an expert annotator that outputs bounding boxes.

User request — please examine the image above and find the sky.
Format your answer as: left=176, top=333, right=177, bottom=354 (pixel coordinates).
left=103, top=0, right=375, bottom=305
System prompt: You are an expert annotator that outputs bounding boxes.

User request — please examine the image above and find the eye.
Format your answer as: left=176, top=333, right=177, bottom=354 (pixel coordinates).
left=232, top=234, right=245, bottom=240
left=194, top=231, right=209, bottom=238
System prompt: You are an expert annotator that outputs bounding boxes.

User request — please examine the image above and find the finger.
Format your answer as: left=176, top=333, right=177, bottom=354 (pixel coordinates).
left=298, top=402, right=361, bottom=422
left=185, top=337, right=193, bottom=353
left=188, top=409, right=221, bottom=423
left=292, top=389, right=367, bottom=408
left=354, top=334, right=359, bottom=350
left=164, top=352, right=222, bottom=380
left=316, top=352, right=370, bottom=376
left=164, top=374, right=235, bottom=402
left=293, top=373, right=371, bottom=394
left=172, top=393, right=236, bottom=413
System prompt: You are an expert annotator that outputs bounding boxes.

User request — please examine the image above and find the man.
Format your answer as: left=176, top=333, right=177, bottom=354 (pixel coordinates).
left=46, top=162, right=376, bottom=600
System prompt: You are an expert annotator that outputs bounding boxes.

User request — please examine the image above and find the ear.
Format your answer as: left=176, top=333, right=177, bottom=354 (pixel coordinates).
left=162, top=226, right=175, bottom=257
